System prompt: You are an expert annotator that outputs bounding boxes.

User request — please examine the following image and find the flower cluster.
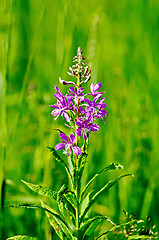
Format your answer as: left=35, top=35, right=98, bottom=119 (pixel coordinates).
left=50, top=47, right=107, bottom=156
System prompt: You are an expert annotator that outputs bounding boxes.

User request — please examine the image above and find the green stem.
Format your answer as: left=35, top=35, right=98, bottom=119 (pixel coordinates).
left=75, top=54, right=82, bottom=239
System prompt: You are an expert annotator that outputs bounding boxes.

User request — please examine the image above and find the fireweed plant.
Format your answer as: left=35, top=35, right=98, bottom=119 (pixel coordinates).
left=7, top=48, right=157, bottom=240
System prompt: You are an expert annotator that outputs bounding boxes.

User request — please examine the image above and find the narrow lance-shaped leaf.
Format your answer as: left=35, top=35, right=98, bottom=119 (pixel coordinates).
left=73, top=141, right=88, bottom=191
left=78, top=141, right=88, bottom=177
left=59, top=196, right=76, bottom=223
left=80, top=174, right=133, bottom=222
left=6, top=236, right=38, bottom=240
left=57, top=186, right=76, bottom=222
left=128, top=236, right=158, bottom=239
left=21, top=180, right=58, bottom=200
left=63, top=191, right=77, bottom=209
left=47, top=146, right=73, bottom=186
left=42, top=202, right=74, bottom=240
left=80, top=216, right=115, bottom=240
left=80, top=163, right=123, bottom=202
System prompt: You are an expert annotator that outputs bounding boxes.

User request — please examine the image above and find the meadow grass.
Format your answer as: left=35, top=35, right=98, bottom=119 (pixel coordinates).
left=0, top=0, right=159, bottom=239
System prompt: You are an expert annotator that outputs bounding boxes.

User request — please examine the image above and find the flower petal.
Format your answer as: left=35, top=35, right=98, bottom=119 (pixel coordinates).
left=78, top=87, right=83, bottom=94
left=89, top=124, right=99, bottom=131
left=55, top=143, right=65, bottom=150
left=59, top=133, right=69, bottom=143
left=76, top=128, right=82, bottom=137
left=72, top=146, right=82, bottom=155
left=51, top=109, right=61, bottom=116
left=63, top=112, right=70, bottom=122
left=94, top=83, right=102, bottom=91
left=70, top=134, right=76, bottom=143
left=69, top=87, right=75, bottom=93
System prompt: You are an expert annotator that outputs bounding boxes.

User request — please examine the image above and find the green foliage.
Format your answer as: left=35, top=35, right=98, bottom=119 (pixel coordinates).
left=6, top=236, right=38, bottom=240
left=41, top=202, right=74, bottom=240
left=78, top=141, right=89, bottom=178
left=6, top=203, right=74, bottom=239
left=47, top=146, right=73, bottom=186
left=2, top=2, right=159, bottom=237
left=21, top=180, right=58, bottom=200
left=80, top=163, right=123, bottom=201
left=100, top=213, right=159, bottom=240
left=80, top=173, right=133, bottom=222
left=7, top=160, right=131, bottom=239
left=80, top=216, right=115, bottom=240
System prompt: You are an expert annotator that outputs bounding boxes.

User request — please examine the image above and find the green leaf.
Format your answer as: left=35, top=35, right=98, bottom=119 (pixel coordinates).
left=80, top=174, right=133, bottom=222
left=96, top=219, right=137, bottom=239
left=128, top=236, right=157, bottom=239
left=63, top=191, right=76, bottom=221
left=70, top=151, right=75, bottom=168
left=80, top=216, right=115, bottom=240
left=56, top=186, right=76, bottom=221
left=47, top=146, right=73, bottom=186
left=73, top=141, right=88, bottom=191
left=78, top=141, right=89, bottom=177
left=21, top=180, right=58, bottom=200
left=80, top=163, right=123, bottom=202
left=63, top=191, right=77, bottom=209
left=6, top=203, right=74, bottom=240
left=42, top=202, right=74, bottom=240
left=6, top=236, right=38, bottom=240
left=58, top=196, right=76, bottom=223
left=41, top=202, right=67, bottom=240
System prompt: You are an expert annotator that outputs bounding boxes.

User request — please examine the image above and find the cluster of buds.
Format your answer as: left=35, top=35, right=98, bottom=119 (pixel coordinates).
left=59, top=47, right=91, bottom=86
left=50, top=47, right=107, bottom=156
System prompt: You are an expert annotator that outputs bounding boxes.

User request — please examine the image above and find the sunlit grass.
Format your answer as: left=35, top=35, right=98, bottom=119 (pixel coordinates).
left=1, top=0, right=159, bottom=239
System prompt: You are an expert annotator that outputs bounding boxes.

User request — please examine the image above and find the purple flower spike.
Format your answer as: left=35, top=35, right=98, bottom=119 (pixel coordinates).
left=55, top=133, right=82, bottom=156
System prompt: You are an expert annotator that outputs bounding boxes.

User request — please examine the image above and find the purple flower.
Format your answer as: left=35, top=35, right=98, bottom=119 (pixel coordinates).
left=84, top=95, right=107, bottom=122
left=55, top=133, right=82, bottom=156
left=76, top=117, right=99, bottom=141
left=67, top=87, right=84, bottom=104
left=49, top=85, right=73, bottom=122
left=86, top=82, right=104, bottom=98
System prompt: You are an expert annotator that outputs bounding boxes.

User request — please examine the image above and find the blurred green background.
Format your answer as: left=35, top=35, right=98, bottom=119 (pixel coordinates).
left=1, top=0, right=159, bottom=239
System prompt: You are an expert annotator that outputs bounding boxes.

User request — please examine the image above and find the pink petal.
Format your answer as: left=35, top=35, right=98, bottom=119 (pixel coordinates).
left=94, top=83, right=102, bottom=91
left=63, top=112, right=70, bottom=122
left=70, top=134, right=76, bottom=143
left=90, top=83, right=94, bottom=93
left=90, top=124, right=99, bottom=131
left=51, top=109, right=61, bottom=116
left=59, top=133, right=69, bottom=143
left=69, top=87, right=75, bottom=93
left=72, top=146, right=82, bottom=155
left=78, top=87, right=83, bottom=94
left=55, top=143, right=65, bottom=150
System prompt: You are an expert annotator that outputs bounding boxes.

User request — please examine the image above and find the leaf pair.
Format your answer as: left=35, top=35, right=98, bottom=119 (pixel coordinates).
left=80, top=173, right=132, bottom=222
left=6, top=203, right=74, bottom=240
